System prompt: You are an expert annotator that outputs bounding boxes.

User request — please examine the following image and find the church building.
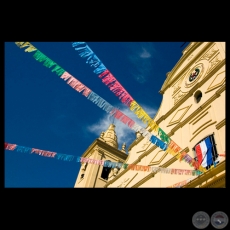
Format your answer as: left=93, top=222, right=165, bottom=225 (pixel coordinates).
left=74, top=42, right=225, bottom=188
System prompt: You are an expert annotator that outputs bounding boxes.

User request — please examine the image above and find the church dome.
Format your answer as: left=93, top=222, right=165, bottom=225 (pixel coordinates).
left=102, top=124, right=118, bottom=149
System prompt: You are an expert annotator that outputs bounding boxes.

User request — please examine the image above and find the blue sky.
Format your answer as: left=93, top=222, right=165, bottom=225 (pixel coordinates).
left=4, top=41, right=187, bottom=188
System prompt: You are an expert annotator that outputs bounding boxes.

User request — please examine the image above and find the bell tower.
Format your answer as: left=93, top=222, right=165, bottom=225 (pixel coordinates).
left=74, top=124, right=128, bottom=188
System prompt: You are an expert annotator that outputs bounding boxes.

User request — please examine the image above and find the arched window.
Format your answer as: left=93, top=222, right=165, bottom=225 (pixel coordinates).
left=193, top=134, right=218, bottom=170
left=101, top=160, right=112, bottom=180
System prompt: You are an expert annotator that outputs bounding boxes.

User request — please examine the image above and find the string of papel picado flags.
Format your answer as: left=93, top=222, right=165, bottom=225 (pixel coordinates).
left=14, top=42, right=206, bottom=173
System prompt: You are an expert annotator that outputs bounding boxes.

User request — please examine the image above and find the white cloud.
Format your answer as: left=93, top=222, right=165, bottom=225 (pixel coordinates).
left=140, top=47, right=151, bottom=58
left=124, top=42, right=156, bottom=84
left=86, top=103, right=157, bottom=151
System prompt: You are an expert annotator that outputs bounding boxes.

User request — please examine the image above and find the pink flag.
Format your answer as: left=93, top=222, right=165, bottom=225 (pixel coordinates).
left=101, top=73, right=116, bottom=85
left=75, top=83, right=86, bottom=92
left=82, top=87, right=91, bottom=97
left=120, top=115, right=130, bottom=124
left=31, top=148, right=42, bottom=154
left=6, top=144, right=17, bottom=150
left=60, top=72, right=72, bottom=81
left=68, top=78, right=80, bottom=88
left=99, top=69, right=109, bottom=78
left=114, top=110, right=124, bottom=119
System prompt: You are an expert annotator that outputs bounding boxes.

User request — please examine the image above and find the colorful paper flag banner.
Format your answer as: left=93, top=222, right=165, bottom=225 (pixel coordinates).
left=14, top=42, right=168, bottom=152
left=4, top=142, right=75, bottom=161
left=5, top=142, right=202, bottom=176
left=71, top=42, right=164, bottom=130
left=14, top=42, right=205, bottom=172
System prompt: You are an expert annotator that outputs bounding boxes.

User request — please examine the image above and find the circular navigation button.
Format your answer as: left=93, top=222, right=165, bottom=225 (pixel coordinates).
left=192, top=211, right=210, bottom=229
left=211, top=211, right=228, bottom=229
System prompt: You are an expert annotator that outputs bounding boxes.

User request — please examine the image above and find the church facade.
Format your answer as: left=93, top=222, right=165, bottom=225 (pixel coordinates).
left=74, top=42, right=225, bottom=188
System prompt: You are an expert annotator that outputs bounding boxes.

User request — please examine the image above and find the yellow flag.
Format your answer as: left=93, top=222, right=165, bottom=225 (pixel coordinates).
left=19, top=42, right=37, bottom=52
left=19, top=42, right=31, bottom=48
left=15, top=42, right=25, bottom=47
left=130, top=100, right=139, bottom=111
left=25, top=45, right=37, bottom=52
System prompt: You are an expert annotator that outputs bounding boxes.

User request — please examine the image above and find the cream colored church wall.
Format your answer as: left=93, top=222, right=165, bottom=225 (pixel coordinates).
left=169, top=102, right=224, bottom=160
left=216, top=126, right=225, bottom=154
left=106, top=42, right=225, bottom=188
left=108, top=123, right=194, bottom=187
left=138, top=172, right=195, bottom=188
left=124, top=138, right=152, bottom=165
left=87, top=154, right=106, bottom=187
left=138, top=175, right=162, bottom=187
left=85, top=165, right=98, bottom=187
left=218, top=42, right=225, bottom=54
left=128, top=153, right=172, bottom=187
left=107, top=148, right=153, bottom=188
left=75, top=153, right=95, bottom=187
left=211, top=88, right=225, bottom=122
left=212, top=127, right=225, bottom=158
left=107, top=170, right=131, bottom=188
left=144, top=152, right=195, bottom=187
left=159, top=90, right=171, bottom=118
left=74, top=165, right=88, bottom=187
left=75, top=150, right=97, bottom=187
left=106, top=118, right=224, bottom=189
left=163, top=161, right=196, bottom=184
left=108, top=145, right=180, bottom=187
left=136, top=150, right=202, bottom=188
left=158, top=70, right=225, bottom=148
left=133, top=43, right=224, bottom=187
left=169, top=100, right=225, bottom=161
left=151, top=149, right=179, bottom=169
left=95, top=177, right=107, bottom=187
left=125, top=141, right=158, bottom=168
left=95, top=147, right=127, bottom=187
left=146, top=148, right=169, bottom=166
left=153, top=102, right=163, bottom=122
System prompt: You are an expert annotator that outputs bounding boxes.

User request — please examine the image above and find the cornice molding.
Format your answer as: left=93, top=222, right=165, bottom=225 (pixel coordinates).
left=131, top=172, right=155, bottom=188
left=124, top=173, right=138, bottom=188
left=216, top=119, right=225, bottom=130
left=81, top=138, right=127, bottom=160
left=192, top=119, right=212, bottom=134
left=189, top=121, right=217, bottom=142
left=189, top=107, right=210, bottom=124
left=200, top=173, right=225, bottom=188
left=182, top=160, right=225, bottom=188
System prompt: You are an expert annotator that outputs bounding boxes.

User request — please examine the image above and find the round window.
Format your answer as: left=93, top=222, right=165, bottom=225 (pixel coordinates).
left=194, top=90, right=202, bottom=103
